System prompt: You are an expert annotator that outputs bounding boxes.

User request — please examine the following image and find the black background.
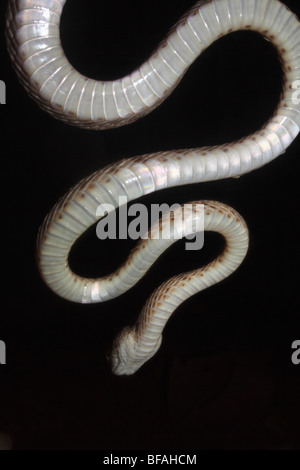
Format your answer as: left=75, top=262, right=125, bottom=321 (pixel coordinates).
left=0, top=0, right=299, bottom=450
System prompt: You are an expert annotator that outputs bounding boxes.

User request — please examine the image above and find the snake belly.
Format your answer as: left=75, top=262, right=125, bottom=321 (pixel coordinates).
left=5, top=0, right=300, bottom=374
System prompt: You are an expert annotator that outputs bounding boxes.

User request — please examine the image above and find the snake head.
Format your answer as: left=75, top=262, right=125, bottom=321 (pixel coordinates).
left=108, top=327, right=162, bottom=375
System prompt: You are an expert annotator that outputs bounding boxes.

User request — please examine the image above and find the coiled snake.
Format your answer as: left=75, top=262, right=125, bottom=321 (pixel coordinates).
left=6, top=0, right=300, bottom=374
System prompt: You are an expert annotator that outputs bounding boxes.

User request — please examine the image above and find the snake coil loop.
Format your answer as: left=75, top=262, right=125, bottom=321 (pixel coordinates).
left=6, top=0, right=300, bottom=374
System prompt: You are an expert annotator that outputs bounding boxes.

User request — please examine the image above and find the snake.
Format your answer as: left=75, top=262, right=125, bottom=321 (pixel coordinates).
left=5, top=0, right=300, bottom=375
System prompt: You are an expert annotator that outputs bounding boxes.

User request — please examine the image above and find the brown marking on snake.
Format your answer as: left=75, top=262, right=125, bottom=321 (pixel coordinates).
left=66, top=111, right=77, bottom=117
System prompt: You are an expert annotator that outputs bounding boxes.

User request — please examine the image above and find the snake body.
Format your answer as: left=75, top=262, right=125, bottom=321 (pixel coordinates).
left=6, top=0, right=300, bottom=374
